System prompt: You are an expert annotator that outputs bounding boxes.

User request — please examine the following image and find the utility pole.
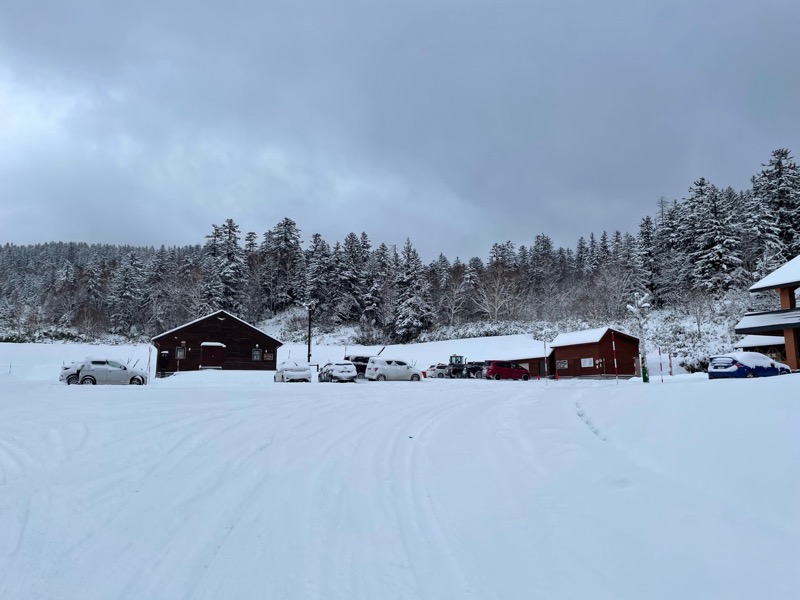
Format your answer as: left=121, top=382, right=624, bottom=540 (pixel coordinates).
left=306, top=304, right=312, bottom=363
left=627, top=291, right=651, bottom=383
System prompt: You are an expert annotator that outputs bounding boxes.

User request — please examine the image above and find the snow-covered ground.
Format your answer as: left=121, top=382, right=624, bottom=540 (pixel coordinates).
left=1, top=341, right=797, bottom=599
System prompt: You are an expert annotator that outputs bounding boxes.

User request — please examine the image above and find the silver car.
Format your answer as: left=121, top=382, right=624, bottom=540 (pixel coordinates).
left=319, top=360, right=358, bottom=382
left=274, top=360, right=312, bottom=382
left=60, top=358, right=148, bottom=385
left=365, top=357, right=423, bottom=381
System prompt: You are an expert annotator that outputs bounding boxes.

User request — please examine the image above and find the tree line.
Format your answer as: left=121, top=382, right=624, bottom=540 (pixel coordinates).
left=1, top=148, right=798, bottom=343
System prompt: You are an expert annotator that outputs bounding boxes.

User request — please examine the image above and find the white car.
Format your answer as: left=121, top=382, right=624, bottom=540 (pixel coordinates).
left=427, top=363, right=448, bottom=378
left=274, top=360, right=312, bottom=382
left=365, top=357, right=423, bottom=381
left=59, top=358, right=148, bottom=385
left=319, top=360, right=358, bottom=382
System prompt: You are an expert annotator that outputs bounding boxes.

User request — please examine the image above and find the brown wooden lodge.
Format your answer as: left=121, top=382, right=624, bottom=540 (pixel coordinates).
left=549, top=327, right=640, bottom=378
left=501, top=327, right=639, bottom=379
left=151, top=310, right=282, bottom=376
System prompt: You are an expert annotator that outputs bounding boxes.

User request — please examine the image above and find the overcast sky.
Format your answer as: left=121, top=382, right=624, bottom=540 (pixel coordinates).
left=1, top=0, right=799, bottom=261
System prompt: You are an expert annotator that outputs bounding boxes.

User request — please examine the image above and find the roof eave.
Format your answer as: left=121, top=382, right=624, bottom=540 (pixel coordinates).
left=749, top=280, right=800, bottom=293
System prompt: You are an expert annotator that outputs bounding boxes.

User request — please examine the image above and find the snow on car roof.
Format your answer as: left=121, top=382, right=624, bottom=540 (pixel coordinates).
left=712, top=352, right=784, bottom=368
left=749, top=254, right=800, bottom=292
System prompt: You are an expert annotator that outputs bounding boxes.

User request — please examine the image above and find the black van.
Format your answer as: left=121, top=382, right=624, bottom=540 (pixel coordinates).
left=344, top=355, right=372, bottom=379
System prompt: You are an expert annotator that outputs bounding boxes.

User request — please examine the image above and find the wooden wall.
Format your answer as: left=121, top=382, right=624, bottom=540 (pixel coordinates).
left=553, top=332, right=639, bottom=378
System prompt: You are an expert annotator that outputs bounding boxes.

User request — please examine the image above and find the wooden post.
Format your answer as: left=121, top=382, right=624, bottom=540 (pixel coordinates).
left=784, top=328, right=799, bottom=370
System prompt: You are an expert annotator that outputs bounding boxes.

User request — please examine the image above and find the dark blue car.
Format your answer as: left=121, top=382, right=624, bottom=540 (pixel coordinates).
left=708, top=352, right=791, bottom=379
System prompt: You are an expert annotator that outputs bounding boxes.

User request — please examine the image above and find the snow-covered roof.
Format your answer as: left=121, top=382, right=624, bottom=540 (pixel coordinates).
left=151, top=310, right=283, bottom=345
left=735, top=309, right=800, bottom=334
left=734, top=335, right=786, bottom=349
left=749, top=255, right=800, bottom=292
left=488, top=345, right=553, bottom=360
left=550, top=327, right=608, bottom=348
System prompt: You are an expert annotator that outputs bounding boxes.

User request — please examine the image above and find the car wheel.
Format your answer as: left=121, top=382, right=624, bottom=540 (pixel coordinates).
left=522, top=374, right=529, bottom=381
left=130, top=376, right=143, bottom=385
left=494, top=373, right=502, bottom=381
left=66, top=374, right=78, bottom=385
left=780, top=369, right=789, bottom=375
left=357, top=372, right=365, bottom=379
left=437, top=372, right=444, bottom=378
left=80, top=376, right=96, bottom=385
left=474, top=371, right=482, bottom=379
left=745, top=371, right=754, bottom=378
left=377, top=374, right=386, bottom=381
left=411, top=374, right=420, bottom=381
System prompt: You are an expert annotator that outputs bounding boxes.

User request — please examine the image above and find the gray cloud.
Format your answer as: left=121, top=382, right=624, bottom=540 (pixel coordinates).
left=1, top=0, right=799, bottom=260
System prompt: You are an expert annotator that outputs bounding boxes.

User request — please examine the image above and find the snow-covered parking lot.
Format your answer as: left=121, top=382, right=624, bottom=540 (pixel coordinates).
left=1, top=343, right=799, bottom=599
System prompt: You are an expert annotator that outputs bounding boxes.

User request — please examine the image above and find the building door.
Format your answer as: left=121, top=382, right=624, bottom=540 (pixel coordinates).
left=201, top=343, right=225, bottom=369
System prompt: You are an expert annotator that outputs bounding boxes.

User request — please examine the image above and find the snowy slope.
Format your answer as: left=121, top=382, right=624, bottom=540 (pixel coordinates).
left=0, top=343, right=797, bottom=599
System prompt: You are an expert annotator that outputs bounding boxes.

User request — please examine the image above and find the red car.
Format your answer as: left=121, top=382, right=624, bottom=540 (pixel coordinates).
left=482, top=360, right=530, bottom=381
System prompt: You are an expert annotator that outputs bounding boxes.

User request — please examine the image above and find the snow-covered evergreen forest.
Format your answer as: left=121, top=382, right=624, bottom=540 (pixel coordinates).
left=2, top=149, right=799, bottom=365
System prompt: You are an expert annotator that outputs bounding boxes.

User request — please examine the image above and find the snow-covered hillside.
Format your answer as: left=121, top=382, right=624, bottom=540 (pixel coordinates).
left=1, top=342, right=797, bottom=599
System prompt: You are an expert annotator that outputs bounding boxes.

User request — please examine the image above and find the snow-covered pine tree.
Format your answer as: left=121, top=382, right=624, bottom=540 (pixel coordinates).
left=218, top=218, right=247, bottom=314
left=575, top=237, right=588, bottom=275
left=689, top=183, right=744, bottom=293
left=426, top=253, right=452, bottom=325
left=653, top=198, right=685, bottom=305
left=303, top=233, right=334, bottom=321
left=202, top=224, right=225, bottom=312
left=752, top=148, right=800, bottom=257
left=259, top=218, right=305, bottom=314
left=393, top=239, right=434, bottom=342
left=336, top=232, right=368, bottom=322
left=360, top=242, right=402, bottom=339
left=141, top=246, right=172, bottom=335
left=107, top=251, right=145, bottom=336
left=636, top=216, right=658, bottom=303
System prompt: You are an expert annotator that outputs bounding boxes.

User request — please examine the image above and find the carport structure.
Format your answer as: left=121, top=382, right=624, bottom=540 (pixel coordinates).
left=735, top=255, right=800, bottom=370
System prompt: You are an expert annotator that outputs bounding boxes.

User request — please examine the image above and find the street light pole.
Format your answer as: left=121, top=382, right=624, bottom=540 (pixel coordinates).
left=307, top=305, right=312, bottom=364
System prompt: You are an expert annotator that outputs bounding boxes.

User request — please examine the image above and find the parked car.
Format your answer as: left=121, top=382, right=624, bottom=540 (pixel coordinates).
left=482, top=360, right=530, bottom=381
left=707, top=352, right=791, bottom=379
left=59, top=358, right=148, bottom=385
left=319, top=360, right=358, bottom=383
left=344, top=355, right=372, bottom=379
left=274, top=360, right=312, bottom=382
left=427, top=363, right=449, bottom=378
left=365, top=357, right=423, bottom=381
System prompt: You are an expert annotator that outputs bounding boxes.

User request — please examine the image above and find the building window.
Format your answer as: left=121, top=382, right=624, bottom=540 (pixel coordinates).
left=175, top=347, right=186, bottom=360
left=556, top=360, right=568, bottom=370
left=252, top=348, right=263, bottom=361
left=581, top=358, right=593, bottom=368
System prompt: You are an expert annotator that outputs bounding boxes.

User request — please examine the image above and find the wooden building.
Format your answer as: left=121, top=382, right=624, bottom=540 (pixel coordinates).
left=501, top=347, right=554, bottom=379
left=550, top=327, right=639, bottom=378
left=735, top=255, right=800, bottom=370
left=151, top=310, right=283, bottom=376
